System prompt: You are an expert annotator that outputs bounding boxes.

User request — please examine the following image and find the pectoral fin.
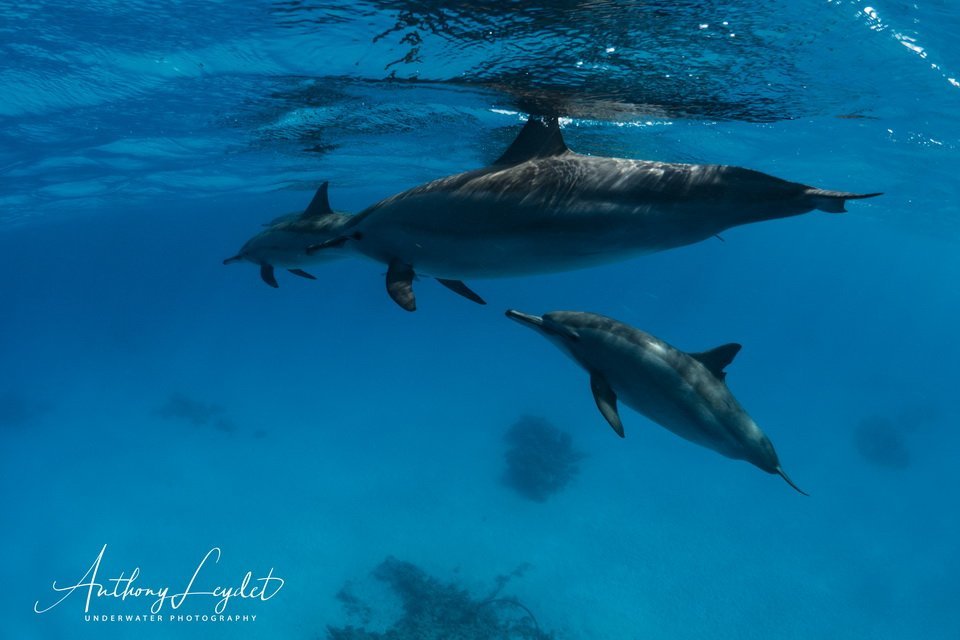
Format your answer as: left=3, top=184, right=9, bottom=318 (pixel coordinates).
left=306, top=236, right=348, bottom=254
left=386, top=260, right=416, bottom=312
left=305, top=231, right=362, bottom=255
left=287, top=268, right=317, bottom=280
left=436, top=279, right=486, bottom=305
left=260, top=264, right=279, bottom=288
left=590, top=372, right=624, bottom=438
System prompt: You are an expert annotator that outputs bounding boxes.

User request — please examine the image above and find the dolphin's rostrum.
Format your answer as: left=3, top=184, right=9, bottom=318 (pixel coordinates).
left=506, top=308, right=808, bottom=495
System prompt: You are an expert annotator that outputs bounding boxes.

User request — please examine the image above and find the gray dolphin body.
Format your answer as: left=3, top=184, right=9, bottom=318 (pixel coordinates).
left=308, top=116, right=879, bottom=310
left=506, top=309, right=807, bottom=494
left=223, top=182, right=353, bottom=287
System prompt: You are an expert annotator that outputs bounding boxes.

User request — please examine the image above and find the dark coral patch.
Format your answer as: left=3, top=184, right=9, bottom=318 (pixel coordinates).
left=502, top=415, right=586, bottom=502
left=327, top=557, right=552, bottom=639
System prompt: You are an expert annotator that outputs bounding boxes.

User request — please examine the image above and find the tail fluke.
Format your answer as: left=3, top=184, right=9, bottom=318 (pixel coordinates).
left=808, top=189, right=882, bottom=214
left=776, top=466, right=809, bottom=496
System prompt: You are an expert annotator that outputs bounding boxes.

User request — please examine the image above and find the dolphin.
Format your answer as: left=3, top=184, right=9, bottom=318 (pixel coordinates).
left=306, top=115, right=880, bottom=311
left=223, top=182, right=353, bottom=287
left=505, top=309, right=807, bottom=495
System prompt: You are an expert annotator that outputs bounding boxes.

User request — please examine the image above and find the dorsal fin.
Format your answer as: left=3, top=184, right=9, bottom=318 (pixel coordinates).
left=691, top=343, right=742, bottom=381
left=494, top=115, right=569, bottom=165
left=301, top=181, right=334, bottom=218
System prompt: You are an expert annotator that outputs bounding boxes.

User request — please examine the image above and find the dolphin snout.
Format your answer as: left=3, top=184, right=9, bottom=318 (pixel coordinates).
left=223, top=254, right=245, bottom=265
left=505, top=309, right=543, bottom=328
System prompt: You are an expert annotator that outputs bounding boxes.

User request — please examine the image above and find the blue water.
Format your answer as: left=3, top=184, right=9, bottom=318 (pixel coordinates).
left=2, top=1, right=958, bottom=638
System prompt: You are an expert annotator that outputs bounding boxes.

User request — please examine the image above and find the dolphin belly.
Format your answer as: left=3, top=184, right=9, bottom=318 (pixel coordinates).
left=577, top=331, right=754, bottom=461
left=351, top=192, right=705, bottom=279
left=361, top=226, right=654, bottom=278
left=614, top=376, right=748, bottom=461
left=254, top=230, right=350, bottom=268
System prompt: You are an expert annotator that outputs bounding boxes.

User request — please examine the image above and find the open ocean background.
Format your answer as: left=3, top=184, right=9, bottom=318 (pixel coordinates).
left=2, top=1, right=958, bottom=638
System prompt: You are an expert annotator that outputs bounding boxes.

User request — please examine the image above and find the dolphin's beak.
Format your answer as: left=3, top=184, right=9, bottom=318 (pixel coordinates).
left=507, top=309, right=581, bottom=342
left=223, top=254, right=244, bottom=265
left=505, top=309, right=544, bottom=328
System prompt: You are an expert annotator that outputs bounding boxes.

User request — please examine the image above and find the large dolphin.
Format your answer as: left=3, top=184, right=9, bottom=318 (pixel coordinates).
left=223, top=182, right=352, bottom=287
left=306, top=116, right=879, bottom=311
left=506, top=309, right=807, bottom=495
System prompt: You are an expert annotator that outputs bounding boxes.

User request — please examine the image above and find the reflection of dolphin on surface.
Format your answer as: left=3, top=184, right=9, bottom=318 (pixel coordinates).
left=506, top=309, right=808, bottom=495
left=228, top=116, right=880, bottom=309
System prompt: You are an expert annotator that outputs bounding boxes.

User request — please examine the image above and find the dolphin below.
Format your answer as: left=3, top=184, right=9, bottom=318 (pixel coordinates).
left=505, top=309, right=807, bottom=495
left=223, top=182, right=353, bottom=287
left=305, top=115, right=879, bottom=311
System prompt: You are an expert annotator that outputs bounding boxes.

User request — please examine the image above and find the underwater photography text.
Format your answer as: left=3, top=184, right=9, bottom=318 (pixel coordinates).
left=33, top=545, right=283, bottom=623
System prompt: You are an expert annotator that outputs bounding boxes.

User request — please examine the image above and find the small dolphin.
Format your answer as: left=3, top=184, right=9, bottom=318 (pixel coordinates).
left=223, top=182, right=352, bottom=287
left=307, top=116, right=879, bottom=311
left=506, top=309, right=807, bottom=494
